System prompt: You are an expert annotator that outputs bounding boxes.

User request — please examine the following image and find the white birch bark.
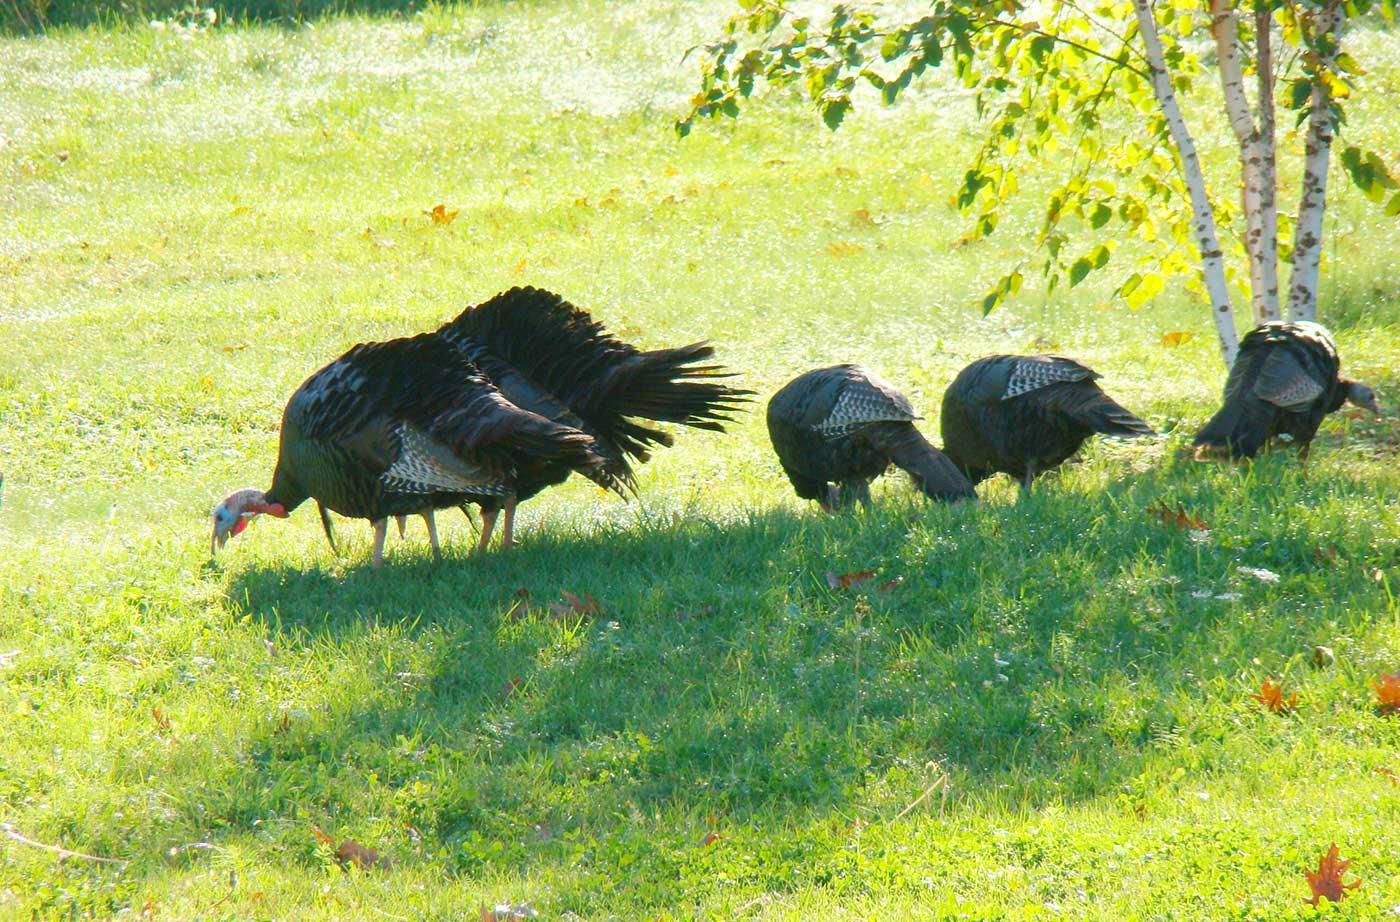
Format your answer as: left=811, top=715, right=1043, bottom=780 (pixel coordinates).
left=1134, top=0, right=1239, bottom=365
left=1210, top=0, right=1280, bottom=325
left=1253, top=0, right=1280, bottom=324
left=1287, top=0, right=1344, bottom=322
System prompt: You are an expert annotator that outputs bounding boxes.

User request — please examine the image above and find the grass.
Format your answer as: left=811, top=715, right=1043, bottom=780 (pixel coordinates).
left=2, top=1, right=1400, bottom=918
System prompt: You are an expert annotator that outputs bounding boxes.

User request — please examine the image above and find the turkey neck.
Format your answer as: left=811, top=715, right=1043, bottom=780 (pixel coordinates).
left=265, top=463, right=310, bottom=515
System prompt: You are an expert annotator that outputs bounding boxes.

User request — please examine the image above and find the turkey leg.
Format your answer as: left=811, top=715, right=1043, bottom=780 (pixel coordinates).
left=477, top=507, right=498, bottom=553
left=371, top=518, right=389, bottom=568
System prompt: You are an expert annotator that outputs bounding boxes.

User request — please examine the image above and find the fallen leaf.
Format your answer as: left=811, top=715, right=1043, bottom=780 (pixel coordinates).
left=1375, top=766, right=1397, bottom=786
left=850, top=208, right=875, bottom=228
left=272, top=713, right=291, bottom=735
left=1372, top=672, right=1400, bottom=713
left=514, top=258, right=527, bottom=275
left=1310, top=645, right=1335, bottom=669
left=877, top=577, right=903, bottom=592
left=826, top=569, right=875, bottom=590
left=1303, top=843, right=1360, bottom=905
left=1160, top=331, right=1195, bottom=347
left=698, top=831, right=722, bottom=847
left=1312, top=546, right=1339, bottom=563
left=335, top=839, right=390, bottom=871
left=1146, top=500, right=1207, bottom=531
left=548, top=590, right=601, bottom=619
left=500, top=677, right=524, bottom=699
left=140, top=895, right=158, bottom=918
left=311, top=827, right=335, bottom=847
left=422, top=204, right=458, bottom=225
left=152, top=707, right=171, bottom=731
left=1249, top=676, right=1297, bottom=714
left=826, top=240, right=866, bottom=259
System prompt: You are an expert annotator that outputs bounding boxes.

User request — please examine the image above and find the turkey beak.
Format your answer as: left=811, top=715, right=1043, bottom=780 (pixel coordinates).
left=211, top=520, right=227, bottom=556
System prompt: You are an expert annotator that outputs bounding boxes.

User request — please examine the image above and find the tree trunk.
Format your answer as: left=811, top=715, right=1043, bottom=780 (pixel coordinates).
left=1210, top=0, right=1279, bottom=326
left=1253, top=0, right=1280, bottom=325
left=1134, top=0, right=1239, bottom=365
left=1287, top=0, right=1344, bottom=323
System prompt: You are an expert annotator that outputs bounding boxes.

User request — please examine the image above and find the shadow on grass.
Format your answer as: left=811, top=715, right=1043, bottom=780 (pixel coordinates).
left=177, top=448, right=1400, bottom=906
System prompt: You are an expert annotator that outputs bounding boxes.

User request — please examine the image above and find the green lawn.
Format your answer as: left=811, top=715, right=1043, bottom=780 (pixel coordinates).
left=2, top=2, right=1400, bottom=918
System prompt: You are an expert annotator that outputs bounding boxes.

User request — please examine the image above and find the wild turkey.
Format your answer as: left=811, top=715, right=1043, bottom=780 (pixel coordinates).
left=435, top=286, right=749, bottom=548
left=212, top=287, right=747, bottom=564
left=767, top=365, right=974, bottom=510
left=1193, top=320, right=1379, bottom=460
left=211, top=332, right=624, bottom=567
left=940, top=354, right=1155, bottom=489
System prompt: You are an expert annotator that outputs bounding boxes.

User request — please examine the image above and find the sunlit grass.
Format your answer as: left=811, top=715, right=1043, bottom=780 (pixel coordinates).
left=2, top=1, right=1400, bottom=918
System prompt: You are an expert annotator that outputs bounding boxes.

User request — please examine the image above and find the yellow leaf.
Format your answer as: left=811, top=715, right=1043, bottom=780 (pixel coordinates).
left=827, top=241, right=866, bottom=259
left=514, top=258, right=527, bottom=276
left=1160, top=331, right=1195, bottom=347
left=422, top=204, right=458, bottom=225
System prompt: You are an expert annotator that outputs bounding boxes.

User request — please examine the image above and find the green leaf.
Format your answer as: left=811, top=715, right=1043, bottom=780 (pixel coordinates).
left=820, top=95, right=851, bottom=130
left=1387, top=191, right=1400, bottom=218
left=1089, top=203, right=1113, bottom=229
left=1070, top=258, right=1092, bottom=287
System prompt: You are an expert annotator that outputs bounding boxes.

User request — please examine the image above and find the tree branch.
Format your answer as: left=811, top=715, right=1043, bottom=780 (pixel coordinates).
left=987, top=19, right=1148, bottom=79
left=1, top=823, right=124, bottom=864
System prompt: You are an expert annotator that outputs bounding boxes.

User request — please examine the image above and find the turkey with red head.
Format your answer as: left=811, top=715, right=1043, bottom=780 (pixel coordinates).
left=212, top=287, right=748, bottom=564
left=940, top=354, right=1155, bottom=490
left=767, top=365, right=974, bottom=510
left=1193, top=320, right=1379, bottom=460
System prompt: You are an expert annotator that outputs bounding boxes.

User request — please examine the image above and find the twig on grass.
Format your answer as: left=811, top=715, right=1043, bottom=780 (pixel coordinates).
left=1, top=822, right=124, bottom=864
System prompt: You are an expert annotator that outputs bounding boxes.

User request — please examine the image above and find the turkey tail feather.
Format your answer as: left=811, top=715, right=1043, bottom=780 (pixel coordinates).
left=1070, top=391, right=1156, bottom=438
left=865, top=422, right=975, bottom=502
left=1192, top=397, right=1273, bottom=459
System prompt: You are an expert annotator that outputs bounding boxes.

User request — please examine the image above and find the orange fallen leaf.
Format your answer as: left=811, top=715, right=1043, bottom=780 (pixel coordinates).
left=877, top=577, right=903, bottom=592
left=1146, top=500, right=1207, bottom=531
left=1375, top=766, right=1397, bottom=786
left=151, top=707, right=171, bottom=731
left=1303, top=843, right=1360, bottom=906
left=311, top=826, right=335, bottom=847
left=850, top=208, right=875, bottom=228
left=1249, top=676, right=1297, bottom=714
left=1160, top=331, right=1195, bottom=347
left=514, top=258, right=527, bottom=275
left=500, top=677, right=524, bottom=699
left=826, top=569, right=875, bottom=590
left=1372, top=672, right=1400, bottom=713
left=336, top=839, right=391, bottom=871
left=548, top=590, right=601, bottom=619
left=422, top=204, right=458, bottom=225
left=698, top=831, right=722, bottom=847
left=826, top=240, right=865, bottom=259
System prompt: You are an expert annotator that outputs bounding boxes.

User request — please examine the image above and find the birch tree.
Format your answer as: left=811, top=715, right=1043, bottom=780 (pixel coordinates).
left=680, top=0, right=1398, bottom=366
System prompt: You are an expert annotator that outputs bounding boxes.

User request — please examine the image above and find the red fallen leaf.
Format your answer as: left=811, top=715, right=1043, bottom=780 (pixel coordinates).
left=826, top=569, right=875, bottom=590
left=422, top=204, right=458, bottom=225
left=335, top=839, right=391, bottom=871
left=1303, top=843, right=1360, bottom=905
left=1375, top=766, right=1398, bottom=786
left=311, top=827, right=335, bottom=847
left=698, top=831, right=722, bottom=848
left=1146, top=500, right=1207, bottom=531
left=548, top=590, right=601, bottom=620
left=1249, top=676, right=1297, bottom=714
left=1372, top=673, right=1400, bottom=713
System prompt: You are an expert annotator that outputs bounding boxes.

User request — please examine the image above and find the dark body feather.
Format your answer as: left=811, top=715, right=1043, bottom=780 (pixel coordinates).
left=1193, top=321, right=1358, bottom=459
left=940, top=354, right=1155, bottom=486
left=767, top=365, right=973, bottom=508
left=264, top=332, right=619, bottom=524
left=438, top=286, right=749, bottom=510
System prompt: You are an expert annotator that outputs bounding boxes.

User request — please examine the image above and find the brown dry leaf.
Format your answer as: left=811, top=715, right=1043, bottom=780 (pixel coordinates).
left=1160, top=331, right=1195, bottom=347
left=877, top=577, right=903, bottom=592
left=1249, top=676, right=1297, bottom=714
left=1373, top=672, right=1400, bottom=713
left=272, top=713, right=291, bottom=735
left=140, top=895, right=158, bottom=918
left=151, top=707, right=171, bottom=731
left=850, top=208, right=875, bottom=228
left=826, top=240, right=866, bottom=259
left=1375, top=766, right=1398, bottom=786
left=336, top=839, right=390, bottom=871
left=311, top=827, right=335, bottom=847
left=548, top=590, right=601, bottom=620
left=1146, top=500, right=1207, bottom=531
left=826, top=569, right=875, bottom=590
left=698, top=831, right=722, bottom=848
left=1303, top=843, right=1360, bottom=905
left=500, top=677, right=524, bottom=699
left=422, top=204, right=458, bottom=225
